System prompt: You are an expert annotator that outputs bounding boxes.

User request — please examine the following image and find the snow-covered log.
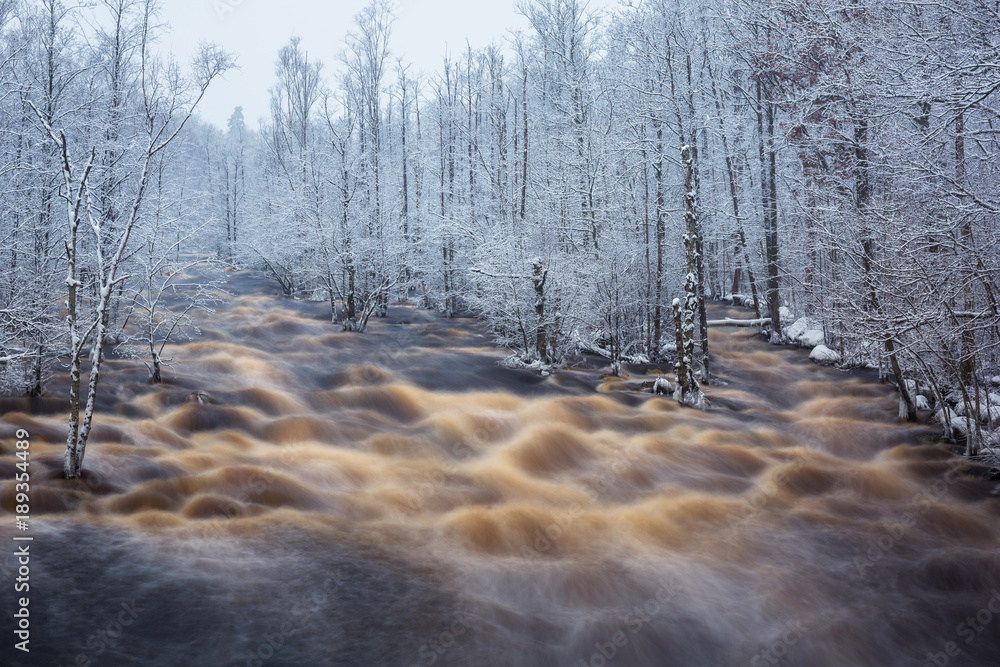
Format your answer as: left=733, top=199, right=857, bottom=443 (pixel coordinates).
left=706, top=317, right=772, bottom=327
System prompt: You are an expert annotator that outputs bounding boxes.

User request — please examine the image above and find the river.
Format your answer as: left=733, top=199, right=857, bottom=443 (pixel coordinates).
left=1, top=268, right=998, bottom=666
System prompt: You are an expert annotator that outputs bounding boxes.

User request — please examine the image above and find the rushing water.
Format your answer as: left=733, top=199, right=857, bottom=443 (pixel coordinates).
left=2, top=268, right=999, bottom=667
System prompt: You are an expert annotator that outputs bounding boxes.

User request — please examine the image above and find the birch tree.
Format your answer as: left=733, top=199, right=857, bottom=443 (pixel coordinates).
left=25, top=0, right=232, bottom=478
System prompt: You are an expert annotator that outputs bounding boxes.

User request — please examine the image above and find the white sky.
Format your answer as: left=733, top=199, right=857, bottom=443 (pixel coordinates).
left=157, top=0, right=613, bottom=129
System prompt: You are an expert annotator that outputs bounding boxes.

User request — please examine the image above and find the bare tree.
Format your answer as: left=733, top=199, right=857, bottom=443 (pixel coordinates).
left=27, top=0, right=232, bottom=478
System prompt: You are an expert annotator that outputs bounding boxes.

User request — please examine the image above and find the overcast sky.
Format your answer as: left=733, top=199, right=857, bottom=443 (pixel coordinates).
left=157, top=0, right=613, bottom=129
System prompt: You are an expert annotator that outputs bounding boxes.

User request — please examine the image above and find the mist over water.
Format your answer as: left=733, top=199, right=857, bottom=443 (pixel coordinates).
left=2, top=269, right=999, bottom=667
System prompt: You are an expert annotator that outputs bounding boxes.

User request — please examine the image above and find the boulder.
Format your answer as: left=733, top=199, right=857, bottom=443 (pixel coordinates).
left=809, top=345, right=840, bottom=365
left=784, top=317, right=824, bottom=348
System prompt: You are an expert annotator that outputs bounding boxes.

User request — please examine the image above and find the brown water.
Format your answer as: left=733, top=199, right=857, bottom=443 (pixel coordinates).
left=2, top=269, right=999, bottom=667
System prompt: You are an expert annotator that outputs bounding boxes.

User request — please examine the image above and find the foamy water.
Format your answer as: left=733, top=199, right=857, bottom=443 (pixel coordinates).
left=1, top=269, right=999, bottom=666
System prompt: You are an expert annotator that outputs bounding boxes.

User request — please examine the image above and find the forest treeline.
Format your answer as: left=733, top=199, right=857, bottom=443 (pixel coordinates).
left=2, top=0, right=1000, bottom=477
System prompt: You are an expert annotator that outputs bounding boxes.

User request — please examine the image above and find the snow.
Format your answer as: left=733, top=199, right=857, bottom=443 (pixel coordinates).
left=501, top=355, right=553, bottom=375
left=706, top=316, right=771, bottom=327
left=784, top=318, right=809, bottom=340
left=989, top=406, right=1000, bottom=426
left=674, top=385, right=707, bottom=410
left=897, top=378, right=932, bottom=413
left=784, top=316, right=824, bottom=348
left=653, top=377, right=673, bottom=395
left=809, top=345, right=840, bottom=365
left=931, top=407, right=1000, bottom=443
left=949, top=389, right=1000, bottom=423
left=935, top=407, right=969, bottom=434
left=798, top=329, right=825, bottom=348
left=779, top=306, right=793, bottom=322
left=978, top=446, right=1000, bottom=462
left=723, top=293, right=756, bottom=308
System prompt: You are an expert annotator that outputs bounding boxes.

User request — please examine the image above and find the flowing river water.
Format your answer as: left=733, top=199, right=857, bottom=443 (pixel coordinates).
left=2, top=268, right=999, bottom=667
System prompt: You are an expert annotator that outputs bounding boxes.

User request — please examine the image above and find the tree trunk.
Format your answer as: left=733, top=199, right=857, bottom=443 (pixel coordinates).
left=682, top=142, right=709, bottom=381
left=758, top=79, right=781, bottom=340
left=520, top=62, right=528, bottom=221
left=533, top=261, right=548, bottom=362
left=653, top=123, right=665, bottom=357
left=674, top=144, right=706, bottom=410
left=673, top=294, right=703, bottom=410
left=702, top=24, right=760, bottom=318
left=956, top=110, right=976, bottom=387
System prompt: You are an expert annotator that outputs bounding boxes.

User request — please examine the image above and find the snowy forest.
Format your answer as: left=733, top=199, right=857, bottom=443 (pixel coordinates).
left=3, top=0, right=1000, bottom=477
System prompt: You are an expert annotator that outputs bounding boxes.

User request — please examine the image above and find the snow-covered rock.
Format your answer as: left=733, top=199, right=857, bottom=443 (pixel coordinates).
left=949, top=389, right=1000, bottom=423
left=501, top=356, right=553, bottom=375
left=899, top=379, right=933, bottom=412
left=935, top=406, right=969, bottom=435
left=798, top=329, right=825, bottom=348
left=652, top=377, right=673, bottom=396
left=784, top=317, right=811, bottom=341
left=946, top=388, right=991, bottom=410
left=784, top=316, right=825, bottom=348
left=809, top=345, right=840, bottom=365
left=977, top=446, right=1000, bottom=464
